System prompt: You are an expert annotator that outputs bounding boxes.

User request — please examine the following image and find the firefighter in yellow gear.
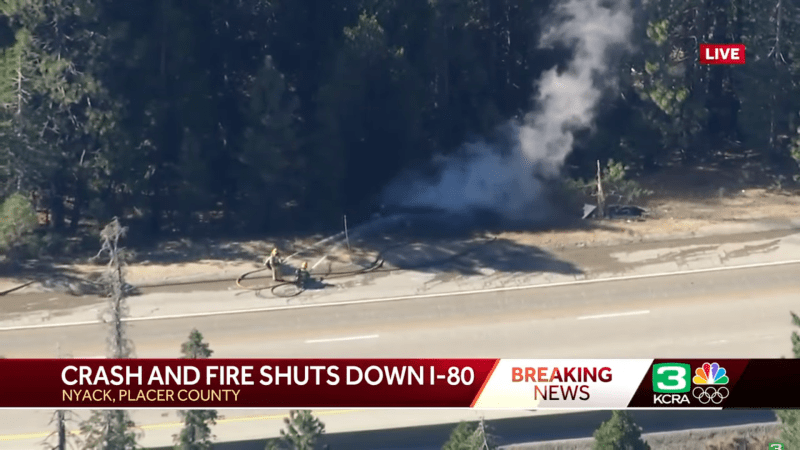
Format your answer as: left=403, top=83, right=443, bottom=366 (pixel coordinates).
left=296, top=261, right=311, bottom=287
left=264, top=248, right=284, bottom=282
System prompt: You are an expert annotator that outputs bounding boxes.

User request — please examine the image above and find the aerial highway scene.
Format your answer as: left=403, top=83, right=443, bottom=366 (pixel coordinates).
left=1, top=0, right=799, bottom=448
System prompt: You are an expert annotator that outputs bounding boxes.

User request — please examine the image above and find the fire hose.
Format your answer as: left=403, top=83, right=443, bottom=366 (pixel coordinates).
left=235, top=236, right=498, bottom=298
left=0, top=280, right=35, bottom=296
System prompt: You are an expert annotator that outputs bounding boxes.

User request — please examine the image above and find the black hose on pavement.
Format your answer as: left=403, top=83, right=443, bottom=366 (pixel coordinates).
left=235, top=236, right=498, bottom=298
left=0, top=280, right=35, bottom=296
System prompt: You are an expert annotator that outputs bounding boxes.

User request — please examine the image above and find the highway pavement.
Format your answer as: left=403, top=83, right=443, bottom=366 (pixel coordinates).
left=0, top=257, right=798, bottom=448
left=151, top=410, right=779, bottom=450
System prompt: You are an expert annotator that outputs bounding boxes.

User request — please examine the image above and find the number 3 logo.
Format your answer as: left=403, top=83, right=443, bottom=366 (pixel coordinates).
left=652, top=363, right=691, bottom=393
left=657, top=366, right=687, bottom=391
left=769, top=444, right=784, bottom=450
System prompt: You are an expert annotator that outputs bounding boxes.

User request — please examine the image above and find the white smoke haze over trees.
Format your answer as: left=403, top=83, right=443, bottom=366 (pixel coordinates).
left=5, top=0, right=790, bottom=241
left=382, top=0, right=633, bottom=221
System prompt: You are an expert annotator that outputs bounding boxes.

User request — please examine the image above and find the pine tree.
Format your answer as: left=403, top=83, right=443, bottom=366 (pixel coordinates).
left=775, top=312, right=800, bottom=447
left=777, top=409, right=800, bottom=449
left=314, top=10, right=425, bottom=221
left=79, top=218, right=139, bottom=449
left=236, top=55, right=302, bottom=232
left=45, top=346, right=79, bottom=450
left=443, top=422, right=477, bottom=450
left=180, top=329, right=213, bottom=359
left=174, top=409, right=217, bottom=450
left=0, top=192, right=37, bottom=259
left=629, top=0, right=710, bottom=165
left=592, top=411, right=650, bottom=450
left=174, top=329, right=217, bottom=450
left=790, top=311, right=800, bottom=358
left=736, top=0, right=800, bottom=164
left=43, top=410, right=78, bottom=450
left=442, top=419, right=496, bottom=450
left=0, top=0, right=121, bottom=230
left=79, top=410, right=139, bottom=450
left=266, top=410, right=325, bottom=450
left=94, top=217, right=134, bottom=358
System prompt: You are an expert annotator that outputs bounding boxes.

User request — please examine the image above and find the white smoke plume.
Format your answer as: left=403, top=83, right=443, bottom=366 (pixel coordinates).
left=382, top=0, right=632, bottom=221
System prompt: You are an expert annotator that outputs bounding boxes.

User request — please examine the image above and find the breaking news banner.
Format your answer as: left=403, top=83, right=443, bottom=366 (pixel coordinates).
left=0, top=359, right=798, bottom=409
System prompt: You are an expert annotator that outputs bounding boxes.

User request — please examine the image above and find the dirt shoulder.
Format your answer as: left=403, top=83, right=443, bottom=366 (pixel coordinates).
left=2, top=173, right=799, bottom=295
left=501, top=186, right=800, bottom=250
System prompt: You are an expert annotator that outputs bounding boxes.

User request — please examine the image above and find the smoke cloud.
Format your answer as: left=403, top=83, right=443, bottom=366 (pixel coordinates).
left=382, top=0, right=632, bottom=222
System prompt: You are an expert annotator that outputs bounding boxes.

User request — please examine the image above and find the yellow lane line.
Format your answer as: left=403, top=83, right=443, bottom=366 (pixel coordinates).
left=0, top=409, right=362, bottom=441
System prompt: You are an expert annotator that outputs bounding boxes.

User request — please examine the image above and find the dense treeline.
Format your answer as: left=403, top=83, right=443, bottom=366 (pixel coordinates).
left=1, top=0, right=799, bottom=246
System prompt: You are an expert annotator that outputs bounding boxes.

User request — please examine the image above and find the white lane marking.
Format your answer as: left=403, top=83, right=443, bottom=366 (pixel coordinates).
left=0, top=320, right=100, bottom=331
left=305, top=334, right=379, bottom=344
left=755, top=334, right=778, bottom=341
left=1, top=259, right=799, bottom=332
left=577, top=310, right=650, bottom=320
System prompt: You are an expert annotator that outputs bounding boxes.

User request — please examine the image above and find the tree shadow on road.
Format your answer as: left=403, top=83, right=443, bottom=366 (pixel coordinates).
left=339, top=212, right=641, bottom=278
left=357, top=235, right=583, bottom=278
left=0, top=259, right=139, bottom=297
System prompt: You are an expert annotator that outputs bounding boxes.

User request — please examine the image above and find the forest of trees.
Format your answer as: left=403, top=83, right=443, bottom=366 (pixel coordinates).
left=2, top=0, right=800, bottom=249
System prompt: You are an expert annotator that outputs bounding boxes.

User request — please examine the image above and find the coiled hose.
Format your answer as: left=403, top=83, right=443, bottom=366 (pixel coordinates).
left=235, top=236, right=498, bottom=298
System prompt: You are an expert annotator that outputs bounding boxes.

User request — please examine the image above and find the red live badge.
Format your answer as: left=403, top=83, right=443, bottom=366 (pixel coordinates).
left=699, top=44, right=746, bottom=65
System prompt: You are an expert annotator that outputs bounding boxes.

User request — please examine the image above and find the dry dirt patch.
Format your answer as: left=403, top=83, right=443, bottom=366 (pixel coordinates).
left=2, top=170, right=799, bottom=292
left=499, top=187, right=800, bottom=250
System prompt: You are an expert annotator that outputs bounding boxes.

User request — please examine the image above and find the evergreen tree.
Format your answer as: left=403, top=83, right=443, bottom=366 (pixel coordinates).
left=777, top=409, right=800, bottom=449
left=94, top=217, right=134, bottom=358
left=79, top=218, right=139, bottom=449
left=43, top=410, right=78, bottom=450
left=628, top=0, right=710, bottom=165
left=45, top=346, right=79, bottom=450
left=174, top=329, right=217, bottom=450
left=1, top=0, right=799, bottom=244
left=180, top=329, right=213, bottom=359
left=174, top=409, right=217, bottom=450
left=315, top=11, right=424, bottom=218
left=266, top=410, right=325, bottom=450
left=592, top=411, right=650, bottom=450
left=0, top=192, right=37, bottom=258
left=0, top=0, right=121, bottom=231
left=736, top=0, right=800, bottom=165
left=79, top=410, right=140, bottom=450
left=236, top=55, right=302, bottom=232
left=442, top=419, right=496, bottom=450
left=775, top=312, right=800, bottom=447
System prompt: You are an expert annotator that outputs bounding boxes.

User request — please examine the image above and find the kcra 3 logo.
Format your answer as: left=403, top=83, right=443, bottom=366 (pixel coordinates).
left=651, top=362, right=730, bottom=405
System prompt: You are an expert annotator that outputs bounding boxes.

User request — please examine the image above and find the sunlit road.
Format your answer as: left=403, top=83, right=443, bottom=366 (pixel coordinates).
left=2, top=263, right=797, bottom=359
left=0, top=262, right=798, bottom=448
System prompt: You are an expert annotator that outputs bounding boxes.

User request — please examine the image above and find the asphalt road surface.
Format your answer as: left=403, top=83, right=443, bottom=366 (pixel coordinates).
left=0, top=262, right=797, bottom=448
left=149, top=410, right=778, bottom=450
left=1, top=262, right=797, bottom=359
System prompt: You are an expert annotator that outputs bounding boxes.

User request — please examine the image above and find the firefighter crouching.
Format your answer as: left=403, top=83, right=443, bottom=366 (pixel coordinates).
left=264, top=248, right=284, bottom=282
left=296, top=261, right=311, bottom=288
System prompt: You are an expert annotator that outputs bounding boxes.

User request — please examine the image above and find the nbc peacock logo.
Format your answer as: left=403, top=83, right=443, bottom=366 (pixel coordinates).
left=693, top=362, right=729, bottom=385
left=692, top=362, right=730, bottom=405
